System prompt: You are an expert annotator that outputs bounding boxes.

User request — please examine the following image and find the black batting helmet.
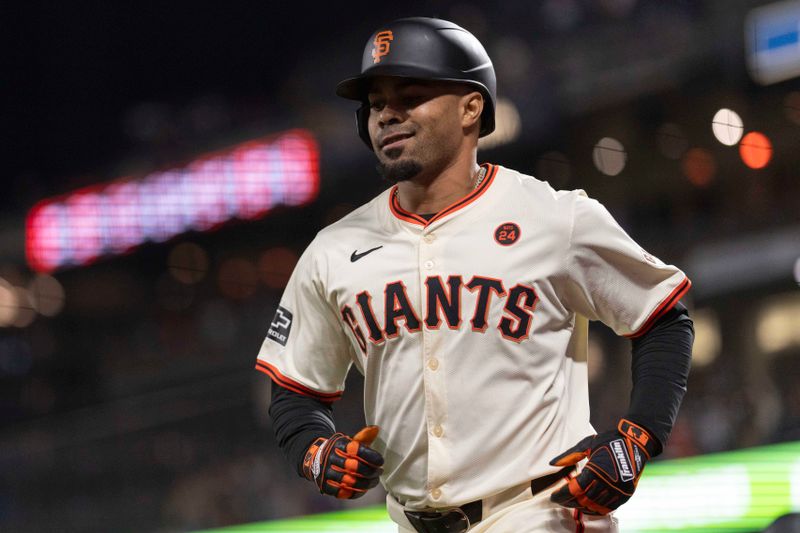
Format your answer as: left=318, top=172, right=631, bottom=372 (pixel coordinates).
left=336, top=17, right=496, bottom=149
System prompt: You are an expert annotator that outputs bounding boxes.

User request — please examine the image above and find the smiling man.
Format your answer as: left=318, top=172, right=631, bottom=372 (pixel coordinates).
left=257, top=17, right=694, bottom=533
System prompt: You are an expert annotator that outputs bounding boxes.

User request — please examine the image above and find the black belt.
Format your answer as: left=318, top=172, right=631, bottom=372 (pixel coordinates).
left=403, top=466, right=574, bottom=533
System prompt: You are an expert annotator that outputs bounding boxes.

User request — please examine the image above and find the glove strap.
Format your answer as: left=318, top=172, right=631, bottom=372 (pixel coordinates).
left=618, top=419, right=658, bottom=459
left=302, top=437, right=328, bottom=482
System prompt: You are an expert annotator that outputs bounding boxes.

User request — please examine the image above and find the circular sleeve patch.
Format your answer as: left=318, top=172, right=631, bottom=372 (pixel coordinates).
left=494, top=222, right=521, bottom=246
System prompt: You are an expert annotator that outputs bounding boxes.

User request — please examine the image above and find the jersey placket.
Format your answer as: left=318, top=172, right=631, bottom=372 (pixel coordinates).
left=418, top=221, right=451, bottom=504
left=386, top=165, right=497, bottom=504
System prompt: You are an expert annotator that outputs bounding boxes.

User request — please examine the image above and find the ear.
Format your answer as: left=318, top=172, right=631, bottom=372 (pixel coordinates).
left=461, top=91, right=484, bottom=130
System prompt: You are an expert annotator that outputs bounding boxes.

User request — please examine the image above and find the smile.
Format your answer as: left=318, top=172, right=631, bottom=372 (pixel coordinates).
left=380, top=132, right=414, bottom=151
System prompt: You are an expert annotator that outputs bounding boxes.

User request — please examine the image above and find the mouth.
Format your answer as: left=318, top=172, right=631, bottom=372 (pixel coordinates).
left=379, top=132, right=414, bottom=151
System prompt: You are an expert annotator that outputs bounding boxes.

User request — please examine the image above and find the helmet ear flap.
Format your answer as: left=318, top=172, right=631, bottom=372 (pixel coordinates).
left=356, top=105, right=373, bottom=151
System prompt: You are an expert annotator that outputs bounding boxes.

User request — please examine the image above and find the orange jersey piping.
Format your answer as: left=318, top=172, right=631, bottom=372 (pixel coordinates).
left=625, top=276, right=692, bottom=339
left=388, top=163, right=498, bottom=227
left=255, top=360, right=343, bottom=403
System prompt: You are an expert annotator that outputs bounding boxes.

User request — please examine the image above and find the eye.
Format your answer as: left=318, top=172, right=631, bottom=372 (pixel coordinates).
left=369, top=100, right=384, bottom=112
left=402, top=96, right=421, bottom=106
left=401, top=93, right=427, bottom=107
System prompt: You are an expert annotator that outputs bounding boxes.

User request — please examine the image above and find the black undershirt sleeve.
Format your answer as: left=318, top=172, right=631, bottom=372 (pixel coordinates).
left=268, top=302, right=693, bottom=472
left=625, top=301, right=694, bottom=455
left=269, top=380, right=336, bottom=477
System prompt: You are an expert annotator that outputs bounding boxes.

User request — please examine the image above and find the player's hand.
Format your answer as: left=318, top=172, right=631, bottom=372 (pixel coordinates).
left=548, top=419, right=658, bottom=515
left=302, top=425, right=384, bottom=499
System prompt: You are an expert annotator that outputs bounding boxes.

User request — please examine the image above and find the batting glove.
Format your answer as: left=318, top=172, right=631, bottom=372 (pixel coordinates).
left=302, top=425, right=384, bottom=499
left=549, top=419, right=659, bottom=515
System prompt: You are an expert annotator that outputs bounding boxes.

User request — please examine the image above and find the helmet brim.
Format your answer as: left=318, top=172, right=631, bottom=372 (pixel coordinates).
left=336, top=64, right=496, bottom=138
left=336, top=64, right=489, bottom=101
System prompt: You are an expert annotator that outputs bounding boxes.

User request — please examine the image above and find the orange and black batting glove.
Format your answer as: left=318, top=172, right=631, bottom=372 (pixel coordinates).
left=301, top=425, right=384, bottom=499
left=549, top=419, right=660, bottom=515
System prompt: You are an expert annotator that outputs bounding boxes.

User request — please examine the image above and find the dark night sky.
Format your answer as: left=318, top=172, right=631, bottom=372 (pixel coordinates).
left=2, top=0, right=737, bottom=218
left=5, top=1, right=453, bottom=213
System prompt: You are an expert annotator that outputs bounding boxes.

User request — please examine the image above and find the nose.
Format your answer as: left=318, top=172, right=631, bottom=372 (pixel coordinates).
left=378, top=103, right=405, bottom=127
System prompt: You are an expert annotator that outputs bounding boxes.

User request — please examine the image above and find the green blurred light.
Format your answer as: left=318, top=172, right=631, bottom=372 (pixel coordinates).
left=199, top=441, right=800, bottom=532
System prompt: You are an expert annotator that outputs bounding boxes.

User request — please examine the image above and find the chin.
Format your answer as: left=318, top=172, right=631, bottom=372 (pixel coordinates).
left=382, top=146, right=404, bottom=160
left=375, top=158, right=423, bottom=183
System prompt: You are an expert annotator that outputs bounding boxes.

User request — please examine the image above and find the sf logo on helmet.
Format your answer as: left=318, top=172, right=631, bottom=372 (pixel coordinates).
left=372, top=30, right=394, bottom=63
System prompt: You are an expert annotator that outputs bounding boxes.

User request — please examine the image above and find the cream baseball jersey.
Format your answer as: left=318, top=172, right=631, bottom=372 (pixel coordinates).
left=256, top=163, right=690, bottom=509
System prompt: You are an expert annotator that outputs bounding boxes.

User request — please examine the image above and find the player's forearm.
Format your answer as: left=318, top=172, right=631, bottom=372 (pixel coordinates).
left=627, top=302, right=694, bottom=452
left=268, top=380, right=336, bottom=477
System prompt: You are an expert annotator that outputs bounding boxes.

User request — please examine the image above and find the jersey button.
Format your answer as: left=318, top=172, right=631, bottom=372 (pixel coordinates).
left=431, top=487, right=442, bottom=500
left=424, top=260, right=434, bottom=269
left=433, top=424, right=444, bottom=438
left=427, top=358, right=439, bottom=371
left=424, top=234, right=436, bottom=243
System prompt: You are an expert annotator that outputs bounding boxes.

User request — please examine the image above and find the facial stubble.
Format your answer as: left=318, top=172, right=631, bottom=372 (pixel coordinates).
left=375, top=156, right=424, bottom=183
left=375, top=143, right=424, bottom=183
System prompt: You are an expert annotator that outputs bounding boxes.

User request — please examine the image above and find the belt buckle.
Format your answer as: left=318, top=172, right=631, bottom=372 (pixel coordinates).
left=448, top=506, right=471, bottom=531
left=404, top=506, right=471, bottom=533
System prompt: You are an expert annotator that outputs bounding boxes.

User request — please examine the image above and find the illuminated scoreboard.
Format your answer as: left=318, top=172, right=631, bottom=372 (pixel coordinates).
left=25, top=130, right=319, bottom=272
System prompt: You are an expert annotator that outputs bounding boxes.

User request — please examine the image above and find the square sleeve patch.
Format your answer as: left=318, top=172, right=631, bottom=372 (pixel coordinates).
left=267, top=305, right=293, bottom=346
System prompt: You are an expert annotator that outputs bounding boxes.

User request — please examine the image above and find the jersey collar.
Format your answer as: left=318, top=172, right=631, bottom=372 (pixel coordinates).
left=388, top=163, right=498, bottom=227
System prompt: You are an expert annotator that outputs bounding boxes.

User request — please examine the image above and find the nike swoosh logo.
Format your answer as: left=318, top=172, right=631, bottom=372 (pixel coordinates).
left=350, top=246, right=383, bottom=262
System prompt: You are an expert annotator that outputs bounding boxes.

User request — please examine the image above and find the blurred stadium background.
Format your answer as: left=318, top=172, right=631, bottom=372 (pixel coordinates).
left=3, top=0, right=800, bottom=531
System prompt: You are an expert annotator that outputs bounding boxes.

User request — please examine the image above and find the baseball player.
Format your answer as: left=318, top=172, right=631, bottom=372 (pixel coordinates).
left=257, top=17, right=694, bottom=532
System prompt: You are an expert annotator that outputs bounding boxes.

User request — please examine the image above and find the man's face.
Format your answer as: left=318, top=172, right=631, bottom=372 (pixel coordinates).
left=366, top=77, right=473, bottom=183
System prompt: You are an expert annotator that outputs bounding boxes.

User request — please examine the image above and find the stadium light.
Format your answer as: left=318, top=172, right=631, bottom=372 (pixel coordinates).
left=593, top=137, right=627, bottom=176
left=25, top=130, right=319, bottom=273
left=740, top=131, right=773, bottom=169
left=711, top=108, right=744, bottom=146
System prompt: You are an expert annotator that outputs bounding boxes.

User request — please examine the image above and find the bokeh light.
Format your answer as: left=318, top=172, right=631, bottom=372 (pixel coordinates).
left=586, top=337, right=605, bottom=384
left=478, top=98, right=521, bottom=150
left=258, top=248, right=298, bottom=290
left=168, top=242, right=209, bottom=285
left=691, top=309, right=721, bottom=367
left=218, top=258, right=258, bottom=299
left=0, top=279, right=19, bottom=327
left=711, top=108, right=744, bottom=146
left=739, top=131, right=772, bottom=169
left=756, top=293, right=800, bottom=354
left=13, top=288, right=37, bottom=328
left=592, top=137, right=627, bottom=176
left=28, top=274, right=66, bottom=317
left=656, top=123, right=689, bottom=160
left=682, top=148, right=717, bottom=187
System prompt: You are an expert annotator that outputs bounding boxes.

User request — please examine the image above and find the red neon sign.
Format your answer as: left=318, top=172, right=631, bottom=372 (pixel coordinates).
left=26, top=130, right=319, bottom=272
